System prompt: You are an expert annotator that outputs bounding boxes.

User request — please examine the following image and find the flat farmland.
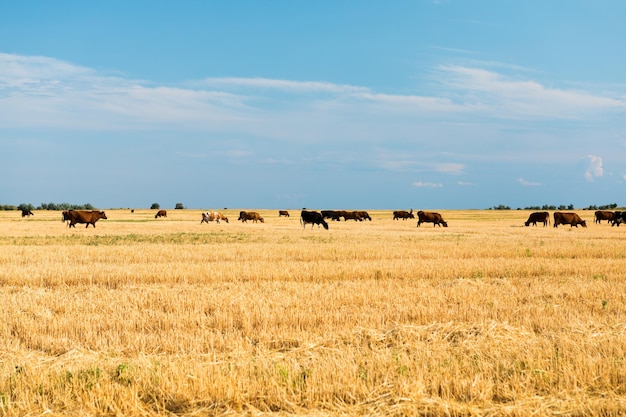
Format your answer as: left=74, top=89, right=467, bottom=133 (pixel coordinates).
left=1, top=209, right=626, bottom=416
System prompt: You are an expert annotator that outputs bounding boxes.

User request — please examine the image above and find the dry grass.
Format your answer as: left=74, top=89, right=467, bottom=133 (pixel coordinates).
left=1, top=208, right=626, bottom=416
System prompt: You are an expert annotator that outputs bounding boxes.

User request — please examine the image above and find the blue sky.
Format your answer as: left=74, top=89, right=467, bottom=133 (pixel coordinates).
left=1, top=1, right=625, bottom=210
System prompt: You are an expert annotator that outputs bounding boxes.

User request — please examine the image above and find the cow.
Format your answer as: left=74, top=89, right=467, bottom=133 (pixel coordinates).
left=155, top=210, right=167, bottom=219
left=356, top=211, right=372, bottom=221
left=553, top=212, right=587, bottom=228
left=62, top=210, right=71, bottom=225
left=201, top=211, right=229, bottom=224
left=238, top=211, right=264, bottom=223
left=612, top=211, right=626, bottom=227
left=594, top=210, right=614, bottom=224
left=21, top=209, right=34, bottom=217
left=66, top=210, right=107, bottom=228
left=393, top=210, right=414, bottom=220
left=300, top=210, right=329, bottom=230
left=339, top=210, right=362, bottom=221
left=525, top=211, right=550, bottom=227
left=321, top=210, right=341, bottom=221
left=278, top=210, right=290, bottom=217
left=417, top=211, right=448, bottom=227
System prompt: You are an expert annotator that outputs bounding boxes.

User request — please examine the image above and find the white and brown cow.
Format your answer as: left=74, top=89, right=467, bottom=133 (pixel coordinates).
left=201, top=211, right=229, bottom=224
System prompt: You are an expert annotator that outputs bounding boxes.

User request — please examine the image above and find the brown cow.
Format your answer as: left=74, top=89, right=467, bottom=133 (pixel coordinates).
left=155, top=210, right=167, bottom=219
left=67, top=210, right=108, bottom=228
left=278, top=210, right=290, bottom=217
left=21, top=209, right=34, bottom=217
left=417, top=211, right=448, bottom=227
left=201, top=211, right=229, bottom=224
left=356, top=211, right=372, bottom=221
left=594, top=210, right=614, bottom=224
left=238, top=211, right=264, bottom=223
left=339, top=210, right=362, bottom=221
left=393, top=210, right=414, bottom=220
left=553, top=212, right=587, bottom=228
left=62, top=210, right=71, bottom=225
left=525, top=211, right=550, bottom=227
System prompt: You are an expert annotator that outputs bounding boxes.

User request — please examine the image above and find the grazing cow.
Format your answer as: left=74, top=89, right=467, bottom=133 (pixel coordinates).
left=594, top=210, right=614, bottom=224
left=62, top=210, right=71, bottom=225
left=553, top=212, right=587, bottom=228
left=238, top=211, right=264, bottom=223
left=278, top=210, right=290, bottom=217
left=201, top=211, right=229, bottom=224
left=21, top=209, right=34, bottom=217
left=155, top=210, right=167, bottom=219
left=525, top=211, right=550, bottom=227
left=339, top=211, right=362, bottom=221
left=417, top=211, right=448, bottom=227
left=66, top=210, right=107, bottom=228
left=612, top=211, right=626, bottom=227
left=393, top=210, right=415, bottom=220
left=321, top=210, right=341, bottom=221
left=356, top=211, right=372, bottom=221
left=300, top=210, right=329, bottom=230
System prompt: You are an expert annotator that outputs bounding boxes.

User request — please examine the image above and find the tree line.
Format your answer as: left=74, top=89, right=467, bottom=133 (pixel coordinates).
left=0, top=203, right=95, bottom=211
left=490, top=203, right=619, bottom=211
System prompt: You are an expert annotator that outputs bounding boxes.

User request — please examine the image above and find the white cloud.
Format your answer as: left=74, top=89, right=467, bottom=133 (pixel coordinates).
left=457, top=181, right=474, bottom=186
left=433, top=163, right=465, bottom=175
left=437, top=65, right=626, bottom=119
left=197, top=77, right=368, bottom=95
left=583, top=155, right=603, bottom=181
left=518, top=178, right=541, bottom=186
left=412, top=181, right=443, bottom=188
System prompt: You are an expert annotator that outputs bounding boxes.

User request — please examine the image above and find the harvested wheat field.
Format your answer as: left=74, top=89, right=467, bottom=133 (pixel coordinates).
left=1, top=208, right=626, bottom=416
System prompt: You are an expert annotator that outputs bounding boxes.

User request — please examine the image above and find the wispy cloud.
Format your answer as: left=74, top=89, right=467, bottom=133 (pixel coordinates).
left=412, top=181, right=443, bottom=188
left=197, top=77, right=368, bottom=95
left=518, top=178, right=542, bottom=186
left=437, top=65, right=626, bottom=119
left=433, top=163, right=465, bottom=175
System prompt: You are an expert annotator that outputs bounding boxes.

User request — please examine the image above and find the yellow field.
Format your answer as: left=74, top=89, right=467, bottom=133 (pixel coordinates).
left=1, top=209, right=625, bottom=416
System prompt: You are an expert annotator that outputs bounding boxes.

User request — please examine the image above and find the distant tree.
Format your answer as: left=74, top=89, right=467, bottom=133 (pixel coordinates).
left=491, top=204, right=511, bottom=210
left=18, top=203, right=35, bottom=211
left=36, top=202, right=94, bottom=210
left=151, top=203, right=160, bottom=210
left=175, top=203, right=184, bottom=210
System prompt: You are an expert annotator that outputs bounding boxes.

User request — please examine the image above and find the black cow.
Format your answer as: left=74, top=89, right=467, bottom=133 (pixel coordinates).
left=300, top=210, right=329, bottom=230
left=525, top=211, right=550, bottom=227
left=612, top=211, right=626, bottom=227
left=321, top=210, right=341, bottom=221
left=21, top=209, right=34, bottom=217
